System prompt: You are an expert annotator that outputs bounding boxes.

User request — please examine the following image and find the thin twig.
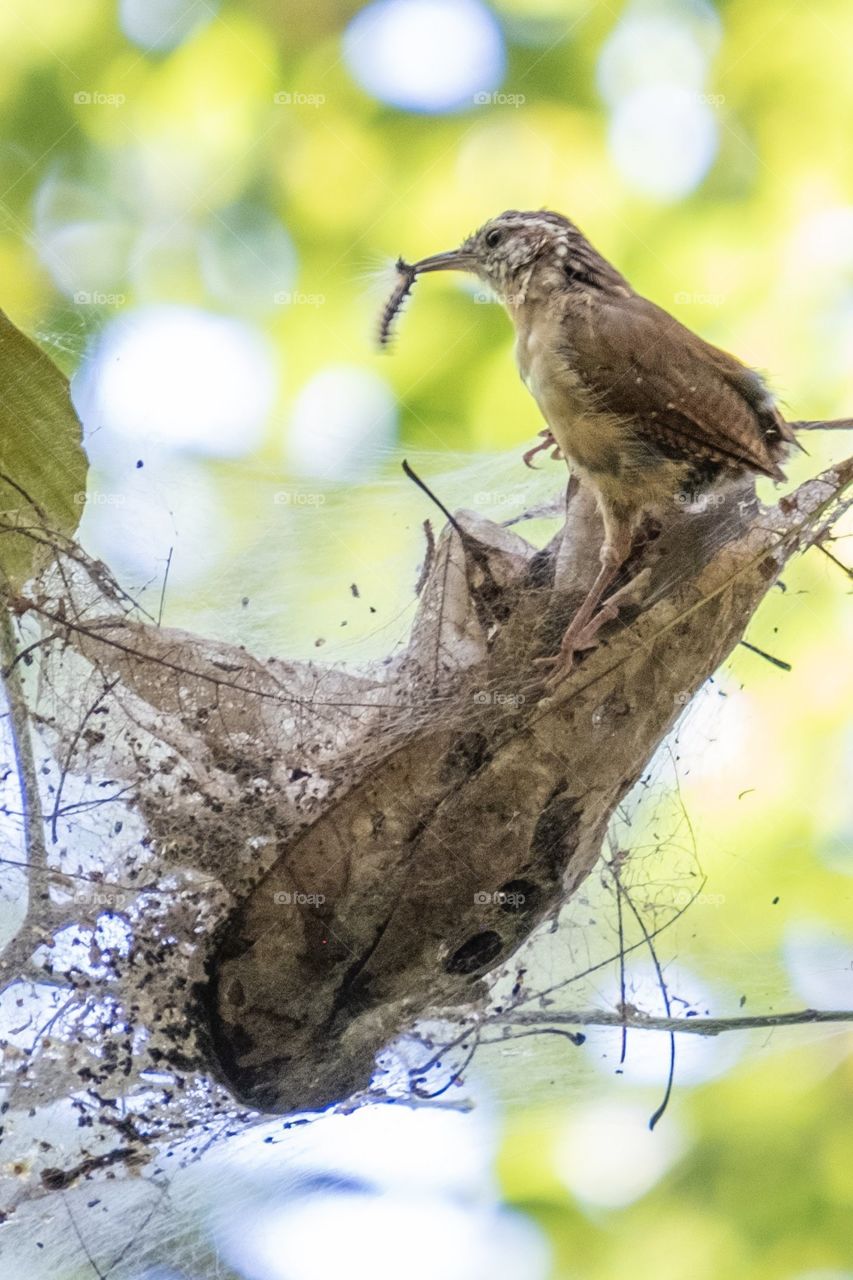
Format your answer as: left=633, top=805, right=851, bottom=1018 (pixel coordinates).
left=738, top=639, right=792, bottom=671
left=492, top=1007, right=853, bottom=1036
left=0, top=597, right=50, bottom=986
left=157, top=547, right=173, bottom=626
left=606, top=855, right=676, bottom=1130
left=815, top=541, right=853, bottom=579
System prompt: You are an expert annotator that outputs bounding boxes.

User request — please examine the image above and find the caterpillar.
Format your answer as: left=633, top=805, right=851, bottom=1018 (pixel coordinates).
left=378, top=257, right=417, bottom=347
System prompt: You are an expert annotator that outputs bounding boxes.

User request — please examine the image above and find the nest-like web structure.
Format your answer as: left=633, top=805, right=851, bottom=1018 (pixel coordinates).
left=0, top=458, right=850, bottom=1222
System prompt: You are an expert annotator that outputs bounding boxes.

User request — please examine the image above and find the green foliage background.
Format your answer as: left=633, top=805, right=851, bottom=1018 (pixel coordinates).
left=0, top=2, right=850, bottom=1276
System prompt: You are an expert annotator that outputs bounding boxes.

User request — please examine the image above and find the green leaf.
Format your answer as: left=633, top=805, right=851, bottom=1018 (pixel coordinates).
left=0, top=307, right=88, bottom=590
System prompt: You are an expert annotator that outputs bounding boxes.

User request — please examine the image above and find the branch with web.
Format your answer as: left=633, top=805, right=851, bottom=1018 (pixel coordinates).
left=0, top=303, right=851, bottom=1251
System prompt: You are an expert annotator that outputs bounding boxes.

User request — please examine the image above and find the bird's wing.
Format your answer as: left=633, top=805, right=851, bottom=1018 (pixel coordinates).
left=563, top=293, right=794, bottom=480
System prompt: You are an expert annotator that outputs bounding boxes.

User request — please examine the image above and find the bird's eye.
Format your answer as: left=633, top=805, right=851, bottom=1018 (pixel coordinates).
left=485, top=228, right=503, bottom=248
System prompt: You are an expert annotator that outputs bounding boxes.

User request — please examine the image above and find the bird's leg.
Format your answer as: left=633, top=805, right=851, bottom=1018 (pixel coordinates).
left=540, top=507, right=637, bottom=685
left=523, top=429, right=564, bottom=469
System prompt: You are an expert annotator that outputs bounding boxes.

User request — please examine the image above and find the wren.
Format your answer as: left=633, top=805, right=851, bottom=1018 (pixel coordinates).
left=387, top=209, right=851, bottom=679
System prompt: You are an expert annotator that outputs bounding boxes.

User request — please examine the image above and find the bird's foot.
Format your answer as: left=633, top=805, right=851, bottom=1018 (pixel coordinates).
left=534, top=599, right=622, bottom=687
left=523, top=429, right=564, bottom=469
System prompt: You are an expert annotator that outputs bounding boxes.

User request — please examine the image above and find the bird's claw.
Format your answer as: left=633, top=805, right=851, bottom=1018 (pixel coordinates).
left=523, top=429, right=564, bottom=470
left=535, top=600, right=622, bottom=689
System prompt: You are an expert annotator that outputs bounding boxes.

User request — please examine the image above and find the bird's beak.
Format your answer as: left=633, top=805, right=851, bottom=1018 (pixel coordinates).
left=411, top=249, right=476, bottom=275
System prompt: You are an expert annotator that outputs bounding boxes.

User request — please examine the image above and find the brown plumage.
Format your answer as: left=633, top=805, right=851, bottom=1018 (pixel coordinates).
left=382, top=209, right=848, bottom=678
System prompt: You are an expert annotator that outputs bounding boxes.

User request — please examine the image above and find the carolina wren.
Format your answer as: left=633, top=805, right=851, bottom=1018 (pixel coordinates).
left=388, top=209, right=851, bottom=679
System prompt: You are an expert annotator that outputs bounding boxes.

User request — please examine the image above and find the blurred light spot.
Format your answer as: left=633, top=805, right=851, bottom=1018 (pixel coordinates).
left=34, top=175, right=132, bottom=297
left=72, top=305, right=276, bottom=455
left=128, top=221, right=204, bottom=299
left=75, top=451, right=230, bottom=590
left=344, top=0, right=505, bottom=113
left=456, top=118, right=557, bottom=208
left=586, top=964, right=743, bottom=1086
left=597, top=8, right=719, bottom=106
left=286, top=366, right=397, bottom=480
left=119, top=0, right=220, bottom=52
left=783, top=923, right=853, bottom=1007
left=233, top=1103, right=493, bottom=1191
left=279, top=118, right=390, bottom=232
left=555, top=1100, right=686, bottom=1209
left=199, top=204, right=297, bottom=314
left=609, top=86, right=717, bottom=200
left=675, top=679, right=749, bottom=778
left=790, top=207, right=853, bottom=272
left=220, top=1192, right=549, bottom=1280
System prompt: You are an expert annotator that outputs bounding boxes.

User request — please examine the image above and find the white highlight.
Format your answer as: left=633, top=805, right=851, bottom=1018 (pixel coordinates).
left=555, top=1099, right=686, bottom=1209
left=119, top=0, right=220, bottom=52
left=73, top=305, right=277, bottom=456
left=609, top=85, right=718, bottom=201
left=343, top=0, right=505, bottom=113
left=215, top=1105, right=549, bottom=1280
left=286, top=365, right=398, bottom=480
left=597, top=9, right=719, bottom=106
left=784, top=923, right=853, bottom=1008
left=223, top=1193, right=548, bottom=1280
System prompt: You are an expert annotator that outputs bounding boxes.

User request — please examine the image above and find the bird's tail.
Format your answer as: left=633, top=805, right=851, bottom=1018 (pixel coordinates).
left=791, top=418, right=853, bottom=431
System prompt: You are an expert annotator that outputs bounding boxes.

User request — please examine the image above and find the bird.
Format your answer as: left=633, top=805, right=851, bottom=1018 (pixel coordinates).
left=387, top=209, right=851, bottom=680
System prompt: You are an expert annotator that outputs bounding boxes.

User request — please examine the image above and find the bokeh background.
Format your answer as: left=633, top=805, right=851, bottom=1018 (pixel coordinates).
left=1, top=1, right=851, bottom=1277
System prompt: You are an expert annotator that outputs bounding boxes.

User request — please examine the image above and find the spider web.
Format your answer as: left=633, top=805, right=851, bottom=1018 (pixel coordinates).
left=0, top=309, right=850, bottom=1278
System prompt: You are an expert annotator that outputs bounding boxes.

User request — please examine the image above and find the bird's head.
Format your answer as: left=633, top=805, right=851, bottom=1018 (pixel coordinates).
left=410, top=209, right=627, bottom=304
